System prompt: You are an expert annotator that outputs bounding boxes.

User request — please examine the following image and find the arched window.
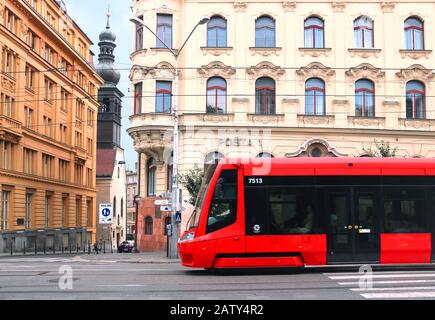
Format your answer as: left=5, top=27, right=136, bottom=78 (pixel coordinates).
left=255, top=16, right=275, bottom=48
left=207, top=16, right=227, bottom=47
left=206, top=77, right=227, bottom=113
left=257, top=152, right=274, bottom=158
left=354, top=16, right=374, bottom=48
left=255, top=77, right=275, bottom=114
left=305, top=78, right=325, bottom=115
left=406, top=81, right=425, bottom=119
left=355, top=79, right=375, bottom=117
left=120, top=198, right=124, bottom=218
left=304, top=16, right=324, bottom=48
left=145, top=216, right=153, bottom=235
left=405, top=17, right=424, bottom=50
left=147, top=158, right=156, bottom=196
left=156, top=81, right=172, bottom=113
left=204, top=151, right=224, bottom=172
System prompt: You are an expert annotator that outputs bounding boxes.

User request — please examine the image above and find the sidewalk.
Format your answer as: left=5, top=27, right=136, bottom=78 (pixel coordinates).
left=0, top=251, right=181, bottom=264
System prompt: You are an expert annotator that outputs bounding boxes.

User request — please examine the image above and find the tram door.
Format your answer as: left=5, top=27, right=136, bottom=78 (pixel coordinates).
left=325, top=187, right=380, bottom=264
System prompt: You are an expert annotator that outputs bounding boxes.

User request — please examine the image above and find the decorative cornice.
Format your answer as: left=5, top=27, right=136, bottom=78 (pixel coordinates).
left=246, top=61, right=285, bottom=78
left=380, top=2, right=395, bottom=13
left=282, top=98, right=299, bottom=104
left=282, top=1, right=297, bottom=12
left=331, top=2, right=346, bottom=12
left=247, top=113, right=284, bottom=124
left=348, top=116, right=385, bottom=128
left=197, top=61, right=236, bottom=77
left=348, top=48, right=382, bottom=59
left=399, top=50, right=432, bottom=60
left=249, top=47, right=282, bottom=57
left=399, top=118, right=435, bottom=130
left=149, top=62, right=177, bottom=78
left=286, top=138, right=348, bottom=158
left=297, top=114, right=335, bottom=126
left=233, top=2, right=247, bottom=12
left=395, top=64, right=434, bottom=82
left=296, top=62, right=335, bottom=79
left=200, top=47, right=233, bottom=57
left=299, top=48, right=332, bottom=58
left=345, top=63, right=385, bottom=80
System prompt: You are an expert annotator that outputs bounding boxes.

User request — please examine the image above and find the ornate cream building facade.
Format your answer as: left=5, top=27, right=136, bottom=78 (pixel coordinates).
left=128, top=0, right=435, bottom=248
left=0, top=0, right=103, bottom=252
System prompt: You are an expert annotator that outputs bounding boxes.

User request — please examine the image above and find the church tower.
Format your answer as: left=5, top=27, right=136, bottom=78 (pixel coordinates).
left=96, top=10, right=123, bottom=149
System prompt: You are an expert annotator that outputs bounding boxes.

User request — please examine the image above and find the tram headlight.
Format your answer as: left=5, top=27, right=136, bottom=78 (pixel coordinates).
left=178, top=231, right=195, bottom=243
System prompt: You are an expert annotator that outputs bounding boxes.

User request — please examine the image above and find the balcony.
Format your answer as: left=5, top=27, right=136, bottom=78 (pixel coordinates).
left=0, top=116, right=22, bottom=143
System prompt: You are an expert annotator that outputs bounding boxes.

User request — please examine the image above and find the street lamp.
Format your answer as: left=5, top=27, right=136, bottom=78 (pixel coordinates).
left=130, top=16, right=209, bottom=258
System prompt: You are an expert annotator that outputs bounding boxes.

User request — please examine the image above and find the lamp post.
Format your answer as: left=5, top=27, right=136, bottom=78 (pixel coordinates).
left=133, top=194, right=141, bottom=253
left=130, top=16, right=209, bottom=258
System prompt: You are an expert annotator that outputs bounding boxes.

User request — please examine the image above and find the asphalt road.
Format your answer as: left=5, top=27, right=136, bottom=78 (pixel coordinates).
left=1, top=255, right=435, bottom=300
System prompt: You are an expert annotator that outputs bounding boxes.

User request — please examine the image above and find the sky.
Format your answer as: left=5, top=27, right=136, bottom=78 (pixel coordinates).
left=65, top=0, right=136, bottom=170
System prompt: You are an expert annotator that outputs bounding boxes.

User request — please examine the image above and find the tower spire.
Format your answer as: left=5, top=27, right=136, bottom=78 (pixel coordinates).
left=106, top=1, right=111, bottom=29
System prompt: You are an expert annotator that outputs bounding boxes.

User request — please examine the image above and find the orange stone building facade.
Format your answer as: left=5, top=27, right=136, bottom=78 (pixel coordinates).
left=0, top=0, right=103, bottom=252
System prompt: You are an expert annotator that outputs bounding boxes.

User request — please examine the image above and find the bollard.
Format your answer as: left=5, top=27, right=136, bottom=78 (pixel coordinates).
left=43, top=242, right=46, bottom=255
left=88, top=242, right=91, bottom=255
left=10, top=243, right=13, bottom=256
left=111, top=244, right=113, bottom=254
left=23, top=242, right=26, bottom=256
left=35, top=242, right=37, bottom=255
left=103, top=241, right=106, bottom=254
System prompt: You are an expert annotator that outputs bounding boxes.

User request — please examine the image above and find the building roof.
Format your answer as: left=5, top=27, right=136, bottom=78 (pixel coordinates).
left=96, top=149, right=117, bottom=177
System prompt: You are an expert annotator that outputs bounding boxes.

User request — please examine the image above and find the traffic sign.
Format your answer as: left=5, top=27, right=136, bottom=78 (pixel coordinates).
left=99, top=203, right=113, bottom=224
left=154, top=199, right=172, bottom=206
left=160, top=206, right=173, bottom=212
left=175, top=211, right=182, bottom=224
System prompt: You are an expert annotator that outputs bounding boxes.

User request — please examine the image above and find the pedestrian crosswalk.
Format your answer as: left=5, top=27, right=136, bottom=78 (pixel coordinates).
left=325, top=270, right=435, bottom=299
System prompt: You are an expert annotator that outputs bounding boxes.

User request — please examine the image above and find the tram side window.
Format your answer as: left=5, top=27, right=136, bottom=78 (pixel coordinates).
left=269, top=188, right=315, bottom=234
left=206, top=170, right=237, bottom=234
left=383, top=188, right=427, bottom=233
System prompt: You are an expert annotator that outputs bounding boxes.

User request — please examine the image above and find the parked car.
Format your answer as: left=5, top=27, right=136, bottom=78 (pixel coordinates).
left=117, top=241, right=133, bottom=253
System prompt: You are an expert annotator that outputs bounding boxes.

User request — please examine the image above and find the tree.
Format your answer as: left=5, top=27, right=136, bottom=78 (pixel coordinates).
left=178, top=165, right=204, bottom=206
left=363, top=140, right=398, bottom=157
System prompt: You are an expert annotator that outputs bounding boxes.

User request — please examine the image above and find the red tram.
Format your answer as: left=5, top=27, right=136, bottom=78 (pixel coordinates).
left=178, top=158, right=435, bottom=269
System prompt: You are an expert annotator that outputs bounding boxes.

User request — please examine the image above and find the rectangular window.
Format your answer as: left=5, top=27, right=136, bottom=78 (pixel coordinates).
left=26, top=29, right=38, bottom=51
left=75, top=131, right=83, bottom=148
left=156, top=81, right=172, bottom=113
left=135, top=15, right=144, bottom=51
left=25, top=65, right=36, bottom=90
left=206, top=170, right=238, bottom=234
left=44, top=78, right=54, bottom=102
left=23, top=148, right=36, bottom=174
left=59, top=159, right=68, bottom=182
left=156, top=14, right=173, bottom=49
left=1, top=191, right=10, bottom=230
left=24, top=107, right=34, bottom=129
left=86, top=199, right=92, bottom=227
left=42, top=154, right=54, bottom=178
left=43, top=116, right=52, bottom=137
left=60, top=88, right=69, bottom=112
left=5, top=9, right=19, bottom=34
left=59, top=124, right=67, bottom=144
left=44, top=45, right=55, bottom=64
left=2, top=48, right=17, bottom=76
left=75, top=164, right=83, bottom=185
left=2, top=94, right=15, bottom=118
left=134, top=82, right=143, bottom=114
left=76, top=99, right=84, bottom=120
left=86, top=168, right=93, bottom=187
left=87, top=108, right=95, bottom=127
left=25, top=193, right=32, bottom=228
left=383, top=188, right=427, bottom=233
left=1, top=141, right=13, bottom=170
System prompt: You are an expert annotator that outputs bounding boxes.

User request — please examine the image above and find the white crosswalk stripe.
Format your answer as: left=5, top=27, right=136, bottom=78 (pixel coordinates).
left=325, top=270, right=435, bottom=299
